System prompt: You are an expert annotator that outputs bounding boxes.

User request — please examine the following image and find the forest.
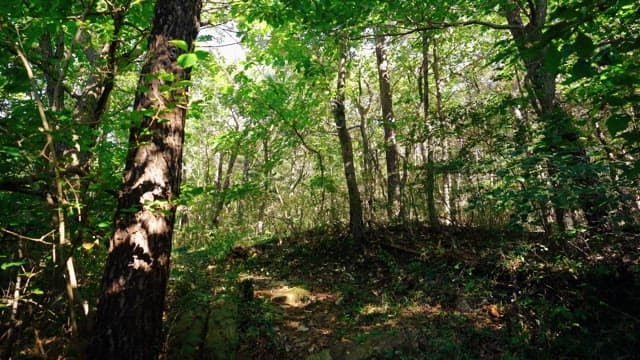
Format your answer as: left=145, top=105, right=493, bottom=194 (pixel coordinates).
left=1, top=0, right=639, bottom=358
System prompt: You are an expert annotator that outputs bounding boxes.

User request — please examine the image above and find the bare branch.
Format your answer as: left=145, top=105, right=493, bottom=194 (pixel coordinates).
left=0, top=176, right=46, bottom=197
left=1, top=228, right=55, bottom=245
left=353, top=20, right=520, bottom=40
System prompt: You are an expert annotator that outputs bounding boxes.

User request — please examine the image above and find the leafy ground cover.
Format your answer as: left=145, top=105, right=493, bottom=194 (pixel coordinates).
left=164, top=224, right=640, bottom=359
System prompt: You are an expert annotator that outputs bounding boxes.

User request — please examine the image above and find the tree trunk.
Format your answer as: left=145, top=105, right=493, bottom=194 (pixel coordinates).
left=211, top=147, right=238, bottom=227
left=355, top=67, right=374, bottom=225
left=432, top=36, right=452, bottom=226
left=421, top=31, right=438, bottom=227
left=257, top=137, right=270, bottom=234
left=443, top=141, right=453, bottom=226
left=38, top=30, right=84, bottom=343
left=333, top=36, right=364, bottom=242
left=504, top=0, right=608, bottom=230
left=236, top=155, right=251, bottom=225
left=90, top=0, right=201, bottom=358
left=374, top=32, right=402, bottom=221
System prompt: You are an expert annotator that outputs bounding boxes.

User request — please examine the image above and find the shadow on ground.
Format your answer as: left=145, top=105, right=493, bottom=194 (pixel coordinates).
left=163, top=224, right=640, bottom=359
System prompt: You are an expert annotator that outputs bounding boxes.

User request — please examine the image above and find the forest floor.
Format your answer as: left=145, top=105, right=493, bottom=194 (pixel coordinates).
left=163, top=224, right=640, bottom=359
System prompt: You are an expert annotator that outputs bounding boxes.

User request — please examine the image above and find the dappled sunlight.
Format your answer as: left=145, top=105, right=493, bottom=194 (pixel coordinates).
left=256, top=286, right=313, bottom=308
left=359, top=303, right=389, bottom=316
left=161, top=224, right=640, bottom=359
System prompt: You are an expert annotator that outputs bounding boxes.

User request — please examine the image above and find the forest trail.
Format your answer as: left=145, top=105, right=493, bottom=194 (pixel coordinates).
left=162, top=225, right=640, bottom=359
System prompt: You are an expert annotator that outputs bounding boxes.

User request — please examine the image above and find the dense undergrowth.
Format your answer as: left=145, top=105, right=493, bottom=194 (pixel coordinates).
left=164, top=224, right=640, bottom=359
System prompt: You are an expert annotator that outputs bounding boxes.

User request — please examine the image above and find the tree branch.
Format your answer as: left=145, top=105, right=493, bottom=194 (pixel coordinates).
left=354, top=19, right=520, bottom=40
left=1, top=227, right=55, bottom=245
left=0, top=177, right=45, bottom=197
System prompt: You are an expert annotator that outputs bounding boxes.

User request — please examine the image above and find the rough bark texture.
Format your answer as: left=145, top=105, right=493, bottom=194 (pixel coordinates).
left=375, top=33, right=402, bottom=221
left=504, top=0, right=607, bottom=230
left=90, top=0, right=201, bottom=358
left=333, top=38, right=364, bottom=242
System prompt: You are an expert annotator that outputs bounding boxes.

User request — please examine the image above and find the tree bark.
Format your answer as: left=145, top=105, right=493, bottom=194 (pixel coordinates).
left=212, top=146, right=239, bottom=227
left=421, top=31, right=438, bottom=227
left=432, top=36, right=453, bottom=226
left=333, top=36, right=365, bottom=242
left=374, top=32, right=402, bottom=221
left=257, top=137, right=270, bottom=234
left=355, top=67, right=375, bottom=225
left=90, top=0, right=201, bottom=358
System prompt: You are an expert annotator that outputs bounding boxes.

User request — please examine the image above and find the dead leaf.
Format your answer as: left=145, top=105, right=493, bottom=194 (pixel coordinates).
left=488, top=304, right=501, bottom=318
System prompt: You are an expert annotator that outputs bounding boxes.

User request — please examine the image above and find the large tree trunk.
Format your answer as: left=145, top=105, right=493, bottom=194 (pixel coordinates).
left=504, top=0, right=608, bottom=230
left=90, top=0, right=201, bottom=358
left=374, top=32, right=402, bottom=221
left=333, top=36, right=365, bottom=242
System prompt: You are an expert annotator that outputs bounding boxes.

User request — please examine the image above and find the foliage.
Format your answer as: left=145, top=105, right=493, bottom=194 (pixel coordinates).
left=1, top=0, right=639, bottom=357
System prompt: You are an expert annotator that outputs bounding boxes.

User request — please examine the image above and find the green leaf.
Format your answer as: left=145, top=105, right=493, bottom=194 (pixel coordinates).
left=606, top=114, right=631, bottom=136
left=1, top=261, right=24, bottom=270
left=158, top=71, right=175, bottom=81
left=574, top=32, right=595, bottom=58
left=621, top=131, right=640, bottom=143
left=175, top=80, right=192, bottom=87
left=31, top=288, right=44, bottom=295
left=195, top=49, right=211, bottom=60
left=543, top=44, right=562, bottom=73
left=177, top=53, right=198, bottom=68
left=571, top=59, right=593, bottom=79
left=309, top=175, right=337, bottom=193
left=169, top=39, right=189, bottom=52
left=97, top=221, right=111, bottom=228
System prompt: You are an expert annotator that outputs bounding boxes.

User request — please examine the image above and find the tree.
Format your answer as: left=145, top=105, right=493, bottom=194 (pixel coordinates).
left=1, top=1, right=151, bottom=354
left=333, top=36, right=365, bottom=242
left=502, top=0, right=608, bottom=230
left=420, top=31, right=438, bottom=227
left=375, top=32, right=402, bottom=221
left=90, top=0, right=202, bottom=358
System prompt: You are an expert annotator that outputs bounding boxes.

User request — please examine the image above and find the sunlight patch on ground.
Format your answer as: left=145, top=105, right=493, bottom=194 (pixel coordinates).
left=359, top=303, right=389, bottom=315
left=258, top=286, right=311, bottom=307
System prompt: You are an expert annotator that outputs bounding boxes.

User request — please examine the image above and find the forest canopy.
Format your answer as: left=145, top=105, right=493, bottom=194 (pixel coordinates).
left=1, top=0, right=639, bottom=358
